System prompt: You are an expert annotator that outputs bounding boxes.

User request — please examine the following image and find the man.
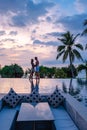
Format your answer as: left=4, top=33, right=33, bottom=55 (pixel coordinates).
left=35, top=57, right=40, bottom=80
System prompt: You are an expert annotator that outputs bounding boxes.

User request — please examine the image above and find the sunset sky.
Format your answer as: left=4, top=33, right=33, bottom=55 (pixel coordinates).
left=0, top=0, right=87, bottom=70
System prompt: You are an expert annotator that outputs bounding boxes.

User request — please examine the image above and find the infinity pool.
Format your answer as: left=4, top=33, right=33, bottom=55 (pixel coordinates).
left=0, top=78, right=87, bottom=97
left=0, top=78, right=63, bottom=93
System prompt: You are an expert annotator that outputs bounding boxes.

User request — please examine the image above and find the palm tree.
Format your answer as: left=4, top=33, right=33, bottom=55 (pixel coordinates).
left=56, top=31, right=83, bottom=78
left=78, top=60, right=87, bottom=79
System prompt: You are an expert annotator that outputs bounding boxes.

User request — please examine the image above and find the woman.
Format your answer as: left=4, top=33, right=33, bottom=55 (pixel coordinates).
left=29, top=59, right=35, bottom=80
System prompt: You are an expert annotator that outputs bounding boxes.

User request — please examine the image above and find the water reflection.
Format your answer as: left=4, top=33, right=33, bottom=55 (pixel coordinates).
left=62, top=78, right=80, bottom=96
left=29, top=79, right=39, bottom=93
left=0, top=78, right=87, bottom=96
left=77, top=78, right=87, bottom=97
left=62, top=78, right=87, bottom=106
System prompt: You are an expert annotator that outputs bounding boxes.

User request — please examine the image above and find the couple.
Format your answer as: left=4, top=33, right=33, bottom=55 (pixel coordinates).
left=29, top=57, right=40, bottom=80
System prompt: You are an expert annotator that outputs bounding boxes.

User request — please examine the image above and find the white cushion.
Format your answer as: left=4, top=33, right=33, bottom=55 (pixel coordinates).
left=47, top=86, right=64, bottom=107
left=25, top=90, right=43, bottom=103
left=3, top=88, right=22, bottom=108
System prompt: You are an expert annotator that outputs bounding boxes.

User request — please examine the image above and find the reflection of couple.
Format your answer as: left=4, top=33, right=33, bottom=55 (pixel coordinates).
left=29, top=57, right=40, bottom=80
left=30, top=78, right=39, bottom=93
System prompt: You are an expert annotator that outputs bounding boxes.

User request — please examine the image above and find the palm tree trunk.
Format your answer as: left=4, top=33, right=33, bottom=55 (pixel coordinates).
left=69, top=54, right=74, bottom=78
left=69, top=78, right=73, bottom=94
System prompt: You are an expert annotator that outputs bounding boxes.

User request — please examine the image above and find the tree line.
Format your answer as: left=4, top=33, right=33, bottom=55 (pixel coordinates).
left=24, top=64, right=86, bottom=79
left=0, top=63, right=86, bottom=79
left=0, top=64, right=24, bottom=78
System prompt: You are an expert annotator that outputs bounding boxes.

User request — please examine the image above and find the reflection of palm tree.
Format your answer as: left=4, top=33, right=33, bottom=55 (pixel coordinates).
left=77, top=78, right=87, bottom=86
left=77, top=78, right=87, bottom=99
left=68, top=78, right=75, bottom=95
left=62, top=78, right=80, bottom=96
left=78, top=60, right=87, bottom=79
left=62, top=82, right=67, bottom=93
left=56, top=31, right=83, bottom=78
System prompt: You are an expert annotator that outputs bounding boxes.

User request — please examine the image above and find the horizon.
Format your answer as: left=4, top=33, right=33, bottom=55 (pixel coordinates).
left=0, top=0, right=87, bottom=70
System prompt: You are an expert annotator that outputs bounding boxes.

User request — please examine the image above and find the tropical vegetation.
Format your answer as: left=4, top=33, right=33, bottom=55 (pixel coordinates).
left=77, top=60, right=87, bottom=79
left=56, top=31, right=83, bottom=78
left=0, top=64, right=24, bottom=78
left=25, top=65, right=77, bottom=78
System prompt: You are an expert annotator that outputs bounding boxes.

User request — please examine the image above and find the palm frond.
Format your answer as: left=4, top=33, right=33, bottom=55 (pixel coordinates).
left=56, top=50, right=65, bottom=60
left=84, top=19, right=87, bottom=26
left=82, top=29, right=87, bottom=35
left=78, top=64, right=86, bottom=72
left=72, top=33, right=80, bottom=43
left=57, top=38, right=67, bottom=45
left=63, top=50, right=68, bottom=62
left=57, top=45, right=65, bottom=52
left=73, top=49, right=83, bottom=60
left=59, top=31, right=71, bottom=45
left=75, top=44, right=83, bottom=50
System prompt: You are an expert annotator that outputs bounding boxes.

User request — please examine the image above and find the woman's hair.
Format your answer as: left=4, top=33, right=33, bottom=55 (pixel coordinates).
left=31, top=59, right=33, bottom=63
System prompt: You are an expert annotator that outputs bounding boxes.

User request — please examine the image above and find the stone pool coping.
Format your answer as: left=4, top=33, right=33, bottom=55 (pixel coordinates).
left=62, top=93, right=87, bottom=130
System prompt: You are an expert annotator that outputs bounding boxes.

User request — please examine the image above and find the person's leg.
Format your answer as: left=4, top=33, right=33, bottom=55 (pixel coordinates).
left=35, top=72, right=40, bottom=82
left=37, top=72, right=40, bottom=79
left=35, top=72, right=38, bottom=80
left=29, top=72, right=33, bottom=80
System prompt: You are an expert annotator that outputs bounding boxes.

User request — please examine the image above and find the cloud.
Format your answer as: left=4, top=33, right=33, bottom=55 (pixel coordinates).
left=56, top=13, right=87, bottom=33
left=0, top=0, right=27, bottom=14
left=0, top=43, right=4, bottom=46
left=75, top=0, right=87, bottom=13
left=33, top=39, right=59, bottom=46
left=16, top=45, right=23, bottom=48
left=0, top=0, right=55, bottom=28
left=0, top=53, right=6, bottom=56
left=46, top=32, right=61, bottom=37
left=9, top=31, right=18, bottom=36
left=10, top=14, right=27, bottom=27
left=46, top=16, right=52, bottom=22
left=9, top=0, right=54, bottom=27
left=0, top=38, right=16, bottom=43
left=0, top=31, right=6, bottom=36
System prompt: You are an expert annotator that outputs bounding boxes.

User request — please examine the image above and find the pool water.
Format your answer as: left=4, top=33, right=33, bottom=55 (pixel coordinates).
left=0, top=78, right=87, bottom=95
left=0, top=78, right=87, bottom=106
left=0, top=78, right=63, bottom=93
